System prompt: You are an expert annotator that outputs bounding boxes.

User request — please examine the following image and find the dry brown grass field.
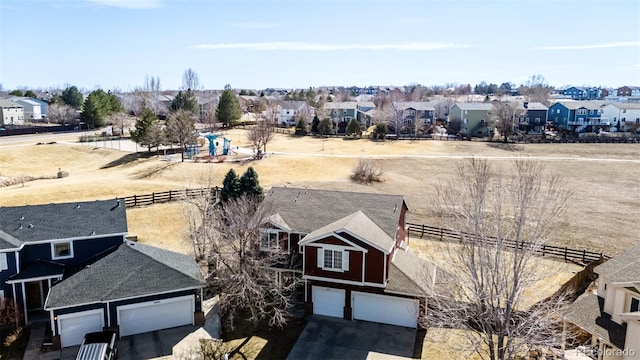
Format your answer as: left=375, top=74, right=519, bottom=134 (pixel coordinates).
left=1, top=129, right=639, bottom=256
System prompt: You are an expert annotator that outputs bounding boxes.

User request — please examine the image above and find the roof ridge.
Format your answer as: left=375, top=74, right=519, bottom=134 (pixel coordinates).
left=125, top=241, right=202, bottom=282
left=0, top=229, right=23, bottom=248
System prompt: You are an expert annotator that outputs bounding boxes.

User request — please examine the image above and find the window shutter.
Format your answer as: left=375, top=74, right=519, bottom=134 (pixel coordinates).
left=317, top=248, right=324, bottom=268
left=342, top=251, right=349, bottom=271
left=0, top=253, right=7, bottom=271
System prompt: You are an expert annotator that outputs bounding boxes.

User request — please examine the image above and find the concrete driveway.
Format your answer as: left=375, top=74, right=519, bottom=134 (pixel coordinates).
left=286, top=316, right=416, bottom=360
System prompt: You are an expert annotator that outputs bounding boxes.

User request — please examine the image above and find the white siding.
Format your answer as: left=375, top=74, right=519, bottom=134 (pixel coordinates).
left=624, top=321, right=640, bottom=359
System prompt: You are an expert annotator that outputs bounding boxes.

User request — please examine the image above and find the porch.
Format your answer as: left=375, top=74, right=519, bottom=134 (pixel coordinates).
left=7, top=261, right=64, bottom=324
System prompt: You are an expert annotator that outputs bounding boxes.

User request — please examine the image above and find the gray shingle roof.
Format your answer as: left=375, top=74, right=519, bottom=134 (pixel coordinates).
left=560, top=294, right=626, bottom=349
left=523, top=102, right=547, bottom=110
left=0, top=99, right=23, bottom=108
left=398, top=102, right=435, bottom=111
left=0, top=199, right=128, bottom=245
left=45, top=241, right=205, bottom=309
left=300, top=211, right=394, bottom=252
left=262, top=187, right=406, bottom=239
left=385, top=250, right=443, bottom=297
left=454, top=102, right=495, bottom=111
left=8, top=261, right=64, bottom=281
left=595, top=244, right=640, bottom=283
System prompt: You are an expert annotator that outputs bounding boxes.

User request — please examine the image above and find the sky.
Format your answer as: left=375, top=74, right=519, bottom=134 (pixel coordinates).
left=1, top=0, right=639, bottom=91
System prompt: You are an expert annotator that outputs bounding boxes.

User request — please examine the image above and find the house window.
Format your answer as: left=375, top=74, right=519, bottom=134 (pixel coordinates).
left=52, top=242, right=73, bottom=259
left=631, top=297, right=639, bottom=313
left=463, top=118, right=468, bottom=124
left=323, top=249, right=343, bottom=270
left=0, top=253, right=7, bottom=271
left=622, top=109, right=626, bottom=113
left=261, top=231, right=280, bottom=251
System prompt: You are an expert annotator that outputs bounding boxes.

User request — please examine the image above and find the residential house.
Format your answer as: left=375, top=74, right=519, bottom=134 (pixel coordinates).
left=273, top=101, right=315, bottom=126
left=398, top=102, right=436, bottom=134
left=601, top=103, right=640, bottom=132
left=356, top=102, right=376, bottom=128
left=198, top=97, right=219, bottom=122
left=432, top=99, right=454, bottom=121
left=260, top=187, right=442, bottom=328
left=561, top=245, right=640, bottom=359
left=564, top=87, right=603, bottom=100
left=0, top=99, right=25, bottom=126
left=614, top=86, right=640, bottom=98
left=5, top=96, right=48, bottom=119
left=449, top=103, right=495, bottom=137
left=517, top=102, right=548, bottom=133
left=0, top=200, right=205, bottom=348
left=14, top=99, right=42, bottom=121
left=324, top=102, right=358, bottom=133
left=547, top=101, right=609, bottom=134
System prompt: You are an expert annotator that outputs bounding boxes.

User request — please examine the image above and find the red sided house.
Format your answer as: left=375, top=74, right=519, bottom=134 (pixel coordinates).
left=261, top=187, right=442, bottom=328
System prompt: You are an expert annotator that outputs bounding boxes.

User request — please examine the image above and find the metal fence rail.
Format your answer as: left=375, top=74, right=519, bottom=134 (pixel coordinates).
left=406, top=222, right=608, bottom=263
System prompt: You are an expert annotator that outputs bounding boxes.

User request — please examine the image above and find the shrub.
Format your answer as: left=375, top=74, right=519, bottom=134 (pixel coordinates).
left=351, top=159, right=384, bottom=183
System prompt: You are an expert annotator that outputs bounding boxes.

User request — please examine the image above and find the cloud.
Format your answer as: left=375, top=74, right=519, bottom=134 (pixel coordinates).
left=85, top=0, right=164, bottom=9
left=227, top=22, right=283, bottom=29
left=535, top=41, right=640, bottom=50
left=190, top=41, right=468, bottom=51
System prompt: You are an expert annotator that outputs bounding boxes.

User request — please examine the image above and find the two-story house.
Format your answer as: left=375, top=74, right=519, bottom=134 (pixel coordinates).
left=517, top=102, right=548, bottom=134
left=564, top=87, right=603, bottom=100
left=0, top=200, right=205, bottom=348
left=561, top=245, right=640, bottom=359
left=325, top=102, right=358, bottom=133
left=0, top=99, right=25, bottom=126
left=449, top=103, right=495, bottom=137
left=601, top=103, right=640, bottom=132
left=260, top=188, right=442, bottom=328
left=398, top=102, right=436, bottom=134
left=547, top=101, right=609, bottom=133
left=616, top=86, right=640, bottom=98
left=274, top=101, right=315, bottom=126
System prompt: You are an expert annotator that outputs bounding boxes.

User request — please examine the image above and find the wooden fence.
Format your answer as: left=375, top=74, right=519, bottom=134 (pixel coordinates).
left=123, top=187, right=220, bottom=208
left=406, top=222, right=608, bottom=263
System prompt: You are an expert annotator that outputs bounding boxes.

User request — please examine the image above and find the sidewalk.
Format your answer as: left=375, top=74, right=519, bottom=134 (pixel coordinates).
left=23, top=321, right=60, bottom=360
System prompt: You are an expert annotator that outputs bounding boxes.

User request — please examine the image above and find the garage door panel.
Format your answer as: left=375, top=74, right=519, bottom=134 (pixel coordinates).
left=118, top=295, right=194, bottom=337
left=312, top=286, right=345, bottom=318
left=353, top=292, right=417, bottom=328
left=58, top=309, right=105, bottom=347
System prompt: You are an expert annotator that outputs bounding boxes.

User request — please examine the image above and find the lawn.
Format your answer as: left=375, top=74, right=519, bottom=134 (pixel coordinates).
left=1, top=130, right=639, bottom=257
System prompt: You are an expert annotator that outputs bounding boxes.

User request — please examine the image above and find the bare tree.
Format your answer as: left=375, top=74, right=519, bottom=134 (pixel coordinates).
left=386, top=101, right=405, bottom=136
left=201, top=101, right=218, bottom=131
left=186, top=195, right=299, bottom=330
left=165, top=109, right=197, bottom=162
left=182, top=68, right=201, bottom=91
left=425, top=159, right=571, bottom=360
left=247, top=121, right=274, bottom=156
left=494, top=101, right=525, bottom=143
left=47, top=103, right=77, bottom=125
left=519, top=74, right=552, bottom=105
left=108, top=111, right=129, bottom=136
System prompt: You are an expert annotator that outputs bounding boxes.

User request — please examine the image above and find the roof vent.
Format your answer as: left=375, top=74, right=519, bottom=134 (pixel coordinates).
left=393, top=204, right=398, bottom=213
left=90, top=230, right=96, bottom=236
left=75, top=204, right=81, bottom=209
left=28, top=224, right=34, bottom=228
left=18, top=224, right=23, bottom=230
left=116, top=199, right=121, bottom=207
left=19, top=215, right=24, bottom=220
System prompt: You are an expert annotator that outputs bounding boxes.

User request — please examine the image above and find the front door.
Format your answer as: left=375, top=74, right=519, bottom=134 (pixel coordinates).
left=25, top=281, right=43, bottom=310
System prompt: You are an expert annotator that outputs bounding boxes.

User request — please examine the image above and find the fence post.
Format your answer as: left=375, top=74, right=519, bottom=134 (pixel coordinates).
left=420, top=224, right=425, bottom=238
left=152, top=192, right=155, bottom=204
left=169, top=190, right=172, bottom=201
left=133, top=195, right=137, bottom=207
left=542, top=245, right=546, bottom=257
left=440, top=227, right=443, bottom=241
left=564, top=247, right=568, bottom=262
left=582, top=249, right=586, bottom=263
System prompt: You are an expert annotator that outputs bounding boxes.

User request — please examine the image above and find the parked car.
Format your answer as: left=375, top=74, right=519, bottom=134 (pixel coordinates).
left=76, top=331, right=117, bottom=360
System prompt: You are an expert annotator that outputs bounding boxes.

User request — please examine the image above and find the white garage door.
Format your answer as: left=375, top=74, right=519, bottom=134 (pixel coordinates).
left=312, top=286, right=345, bottom=318
left=352, top=292, right=418, bottom=328
left=58, top=309, right=105, bottom=347
left=117, top=295, right=194, bottom=337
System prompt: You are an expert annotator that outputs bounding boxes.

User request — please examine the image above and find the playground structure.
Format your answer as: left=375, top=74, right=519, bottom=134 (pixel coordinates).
left=205, top=134, right=232, bottom=156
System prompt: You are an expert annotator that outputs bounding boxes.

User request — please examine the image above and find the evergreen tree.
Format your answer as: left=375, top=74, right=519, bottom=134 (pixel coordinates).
left=239, top=167, right=264, bottom=201
left=346, top=118, right=361, bottom=137
left=311, top=115, right=320, bottom=133
left=23, top=90, right=37, bottom=98
left=62, top=86, right=84, bottom=109
left=131, top=108, right=159, bottom=152
left=9, top=90, right=23, bottom=96
left=171, top=89, right=199, bottom=114
left=80, top=89, right=124, bottom=129
left=221, top=169, right=241, bottom=202
left=216, top=85, right=242, bottom=127
left=295, top=118, right=307, bottom=135
left=318, top=118, right=334, bottom=136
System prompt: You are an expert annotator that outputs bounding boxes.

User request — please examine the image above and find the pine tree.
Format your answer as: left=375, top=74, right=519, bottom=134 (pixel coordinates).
left=318, top=118, right=334, bottom=136
left=221, top=169, right=241, bottom=202
left=171, top=89, right=199, bottom=114
left=131, top=108, right=158, bottom=152
left=346, top=118, right=361, bottom=137
left=311, top=115, right=320, bottom=134
left=239, top=167, right=264, bottom=201
left=24, top=90, right=37, bottom=98
left=216, top=85, right=242, bottom=127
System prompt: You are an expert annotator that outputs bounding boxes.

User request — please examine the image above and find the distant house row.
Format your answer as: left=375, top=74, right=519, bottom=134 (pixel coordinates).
left=563, top=86, right=640, bottom=100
